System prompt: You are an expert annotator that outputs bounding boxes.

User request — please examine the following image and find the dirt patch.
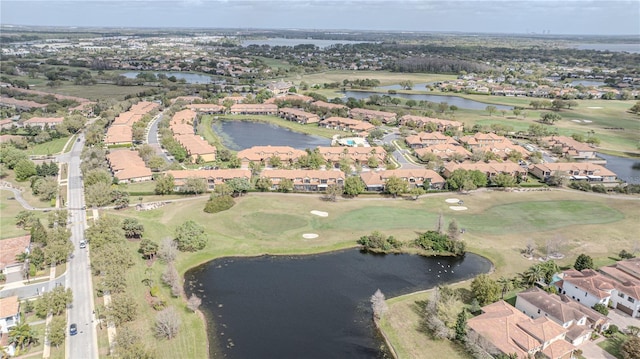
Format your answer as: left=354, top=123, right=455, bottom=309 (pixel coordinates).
left=310, top=210, right=328, bottom=217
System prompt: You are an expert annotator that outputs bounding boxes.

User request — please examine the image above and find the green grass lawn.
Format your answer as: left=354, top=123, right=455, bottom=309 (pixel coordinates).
left=27, top=136, right=72, bottom=156
left=0, top=190, right=31, bottom=239
left=288, top=70, right=457, bottom=87
left=597, top=332, right=628, bottom=359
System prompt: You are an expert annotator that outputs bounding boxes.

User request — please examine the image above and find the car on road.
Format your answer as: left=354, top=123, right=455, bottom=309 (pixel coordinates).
left=70, top=323, right=78, bottom=336
left=79, top=240, right=86, bottom=249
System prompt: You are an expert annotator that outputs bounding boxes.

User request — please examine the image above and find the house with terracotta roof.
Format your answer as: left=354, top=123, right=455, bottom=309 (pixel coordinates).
left=0, top=295, right=20, bottom=355
left=259, top=169, right=345, bottom=192
left=405, top=132, right=457, bottom=149
left=279, top=108, right=320, bottom=124
left=0, top=235, right=30, bottom=279
left=443, top=162, right=528, bottom=181
left=350, top=108, right=397, bottom=124
left=318, top=116, right=375, bottom=134
left=398, top=115, right=464, bottom=132
left=106, top=150, right=153, bottom=183
left=264, top=94, right=314, bottom=104
left=516, top=287, right=609, bottom=345
left=529, top=163, right=617, bottom=185
left=359, top=169, right=445, bottom=191
left=479, top=141, right=530, bottom=160
left=310, top=100, right=348, bottom=112
left=220, top=95, right=245, bottom=105
left=105, top=125, right=133, bottom=146
left=266, top=81, right=293, bottom=95
left=555, top=269, right=615, bottom=309
left=165, top=169, right=251, bottom=191
left=188, top=103, right=225, bottom=114
left=236, top=146, right=307, bottom=167
left=468, top=300, right=575, bottom=359
left=318, top=146, right=387, bottom=168
left=229, top=103, right=278, bottom=115
left=540, top=136, right=597, bottom=160
left=0, top=119, right=15, bottom=130
left=458, top=132, right=509, bottom=149
left=0, top=97, right=47, bottom=111
left=599, top=258, right=640, bottom=317
left=22, top=116, right=64, bottom=129
left=414, top=144, right=472, bottom=162
left=174, top=134, right=217, bottom=163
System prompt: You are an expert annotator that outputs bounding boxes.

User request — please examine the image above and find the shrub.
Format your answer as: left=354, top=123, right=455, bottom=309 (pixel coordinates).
left=203, top=195, right=235, bottom=213
left=593, top=303, right=609, bottom=315
left=357, top=231, right=402, bottom=252
left=149, top=286, right=160, bottom=298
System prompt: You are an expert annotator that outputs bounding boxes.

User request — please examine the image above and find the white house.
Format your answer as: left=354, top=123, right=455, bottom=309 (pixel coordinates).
left=555, top=269, right=614, bottom=308
left=0, top=296, right=20, bottom=356
left=599, top=258, right=640, bottom=318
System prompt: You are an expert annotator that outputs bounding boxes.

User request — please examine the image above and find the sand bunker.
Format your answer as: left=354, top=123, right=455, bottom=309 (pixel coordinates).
left=571, top=119, right=583, bottom=123
left=310, top=210, right=328, bottom=217
left=587, top=107, right=602, bottom=109
left=303, top=233, right=319, bottom=239
left=445, top=198, right=460, bottom=204
left=449, top=206, right=468, bottom=211
left=582, top=120, right=592, bottom=123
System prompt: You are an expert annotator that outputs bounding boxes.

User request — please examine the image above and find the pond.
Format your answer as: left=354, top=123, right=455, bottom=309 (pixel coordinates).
left=376, top=82, right=433, bottom=91
left=569, top=43, right=640, bottom=53
left=241, top=38, right=374, bottom=49
left=571, top=80, right=605, bottom=87
left=598, top=153, right=640, bottom=184
left=212, top=120, right=331, bottom=151
left=120, top=71, right=217, bottom=84
left=184, top=249, right=492, bottom=359
left=341, top=91, right=513, bottom=111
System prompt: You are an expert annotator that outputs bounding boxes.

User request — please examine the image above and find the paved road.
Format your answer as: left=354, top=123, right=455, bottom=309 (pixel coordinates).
left=0, top=275, right=66, bottom=299
left=64, top=134, right=99, bottom=359
left=147, top=111, right=171, bottom=162
left=381, top=131, right=423, bottom=170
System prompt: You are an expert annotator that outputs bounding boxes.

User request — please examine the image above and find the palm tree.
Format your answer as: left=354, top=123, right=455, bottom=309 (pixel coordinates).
left=498, top=276, right=513, bottom=299
left=9, top=321, right=39, bottom=352
left=521, top=265, right=544, bottom=286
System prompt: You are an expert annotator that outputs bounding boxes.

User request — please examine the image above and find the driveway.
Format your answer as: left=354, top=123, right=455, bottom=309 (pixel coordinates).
left=580, top=338, right=617, bottom=359
left=608, top=309, right=639, bottom=331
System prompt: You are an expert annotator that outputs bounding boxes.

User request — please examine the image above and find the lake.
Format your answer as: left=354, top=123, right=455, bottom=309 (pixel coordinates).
left=341, top=91, right=513, bottom=111
left=598, top=153, right=640, bottom=184
left=571, top=80, right=605, bottom=87
left=241, top=38, right=373, bottom=49
left=212, top=120, right=331, bottom=150
left=376, top=82, right=433, bottom=91
left=184, top=249, right=492, bottom=359
left=120, top=71, right=216, bottom=84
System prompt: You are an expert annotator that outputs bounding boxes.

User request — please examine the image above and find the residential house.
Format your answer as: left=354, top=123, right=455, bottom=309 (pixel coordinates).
left=105, top=125, right=133, bottom=146
left=480, top=141, right=530, bottom=160
left=259, top=169, right=345, bottom=192
left=309, top=100, right=349, bottom=115
left=554, top=269, right=615, bottom=309
left=166, top=169, right=252, bottom=191
left=529, top=163, right=617, bottom=186
left=229, top=103, right=278, bottom=115
left=236, top=146, right=307, bottom=167
left=106, top=150, right=153, bottom=183
left=0, top=296, right=20, bottom=356
left=359, top=169, right=445, bottom=191
left=267, top=81, right=293, bottom=95
left=414, top=144, right=472, bottom=162
left=443, top=162, right=528, bottom=181
left=279, top=108, right=320, bottom=124
left=0, top=97, right=47, bottom=111
left=350, top=108, right=397, bottom=124
left=264, top=94, right=314, bottom=104
left=318, top=116, right=375, bottom=135
left=516, top=287, right=609, bottom=345
left=174, top=134, right=217, bottom=163
left=318, top=146, right=386, bottom=168
left=458, top=133, right=509, bottom=149
left=404, top=132, right=457, bottom=149
left=22, top=116, right=64, bottom=129
left=398, top=115, right=464, bottom=132
left=0, top=235, right=30, bottom=279
left=599, top=258, right=640, bottom=317
left=188, top=103, right=225, bottom=114
left=0, top=119, right=15, bottom=130
left=467, top=300, right=575, bottom=359
left=540, top=136, right=597, bottom=160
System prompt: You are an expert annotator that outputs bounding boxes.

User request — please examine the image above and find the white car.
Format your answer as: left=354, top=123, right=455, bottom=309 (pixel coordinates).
left=79, top=240, right=87, bottom=249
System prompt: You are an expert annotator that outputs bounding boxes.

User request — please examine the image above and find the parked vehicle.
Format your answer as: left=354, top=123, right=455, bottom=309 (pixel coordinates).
left=70, top=323, right=78, bottom=335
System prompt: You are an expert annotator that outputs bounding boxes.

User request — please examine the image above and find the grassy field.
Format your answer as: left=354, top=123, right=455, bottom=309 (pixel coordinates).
left=597, top=332, right=627, bottom=359
left=1, top=172, right=51, bottom=209
left=100, top=188, right=640, bottom=359
left=0, top=190, right=32, bottom=239
left=287, top=70, right=457, bottom=87
left=27, top=136, right=71, bottom=156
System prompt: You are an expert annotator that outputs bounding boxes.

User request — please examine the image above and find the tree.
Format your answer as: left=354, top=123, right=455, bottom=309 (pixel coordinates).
left=255, top=177, right=273, bottom=192
left=551, top=99, right=566, bottom=111
left=16, top=210, right=37, bottom=229
left=107, top=294, right=138, bottom=327
left=436, top=212, right=445, bottom=234
left=85, top=182, right=113, bottom=207
left=48, top=316, right=66, bottom=348
left=384, top=176, right=408, bottom=198
left=35, top=286, right=73, bottom=317
left=122, top=218, right=144, bottom=239
left=485, top=105, right=497, bottom=116
left=138, top=238, right=158, bottom=260
left=491, top=173, right=517, bottom=187
left=187, top=294, right=202, bottom=312
left=174, top=220, right=207, bottom=252
left=8, top=320, right=39, bottom=351
left=592, top=303, right=609, bottom=315
left=448, top=219, right=460, bottom=241
left=278, top=178, right=294, bottom=193
left=370, top=289, right=388, bottom=319
left=204, top=194, right=235, bottom=213
left=158, top=238, right=178, bottom=263
left=323, top=184, right=343, bottom=202
left=154, top=174, right=175, bottom=195
left=227, top=177, right=252, bottom=196
left=521, top=265, right=545, bottom=286
left=471, top=274, right=500, bottom=306
left=574, top=253, right=594, bottom=271
left=85, top=215, right=124, bottom=248
left=497, top=277, right=513, bottom=300
left=343, top=176, right=365, bottom=197
left=14, top=159, right=37, bottom=181
left=182, top=177, right=207, bottom=196
left=541, top=112, right=562, bottom=124
left=454, top=309, right=468, bottom=342
left=405, top=99, right=417, bottom=108
left=629, top=101, right=640, bottom=115
left=114, top=329, right=155, bottom=359
left=155, top=306, right=180, bottom=340
left=147, top=156, right=166, bottom=172
left=621, top=336, right=640, bottom=359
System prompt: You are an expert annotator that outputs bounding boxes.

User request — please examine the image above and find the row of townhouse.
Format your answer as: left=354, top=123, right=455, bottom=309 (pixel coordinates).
left=398, top=115, right=464, bottom=132
left=555, top=258, right=640, bottom=318
left=166, top=169, right=251, bottom=192
left=106, top=149, right=153, bottom=183
left=168, top=109, right=217, bottom=163
left=408, top=132, right=530, bottom=162
left=0, top=96, right=48, bottom=111
left=278, top=108, right=320, bottom=124
left=540, top=136, right=597, bottom=160
left=21, top=116, right=65, bottom=129
left=105, top=101, right=159, bottom=145
left=318, top=116, right=375, bottom=135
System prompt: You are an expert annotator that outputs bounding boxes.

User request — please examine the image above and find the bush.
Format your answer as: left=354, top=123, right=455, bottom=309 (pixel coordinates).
left=357, top=231, right=402, bottom=252
left=150, top=286, right=160, bottom=298
left=604, top=325, right=619, bottom=337
left=592, top=184, right=607, bottom=193
left=569, top=181, right=592, bottom=192
left=203, top=195, right=235, bottom=213
left=593, top=303, right=609, bottom=315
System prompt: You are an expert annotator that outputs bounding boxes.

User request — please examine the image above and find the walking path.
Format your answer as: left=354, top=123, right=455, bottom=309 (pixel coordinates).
left=41, top=266, right=57, bottom=359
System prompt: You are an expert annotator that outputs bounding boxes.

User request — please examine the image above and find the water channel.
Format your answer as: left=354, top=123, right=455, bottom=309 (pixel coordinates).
left=185, top=249, right=492, bottom=359
left=341, top=91, right=513, bottom=111
left=598, top=153, right=640, bottom=184
left=120, top=71, right=218, bottom=84
left=212, top=120, right=331, bottom=151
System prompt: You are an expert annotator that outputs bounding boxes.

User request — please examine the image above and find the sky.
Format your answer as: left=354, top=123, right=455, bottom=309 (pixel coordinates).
left=1, top=0, right=639, bottom=35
